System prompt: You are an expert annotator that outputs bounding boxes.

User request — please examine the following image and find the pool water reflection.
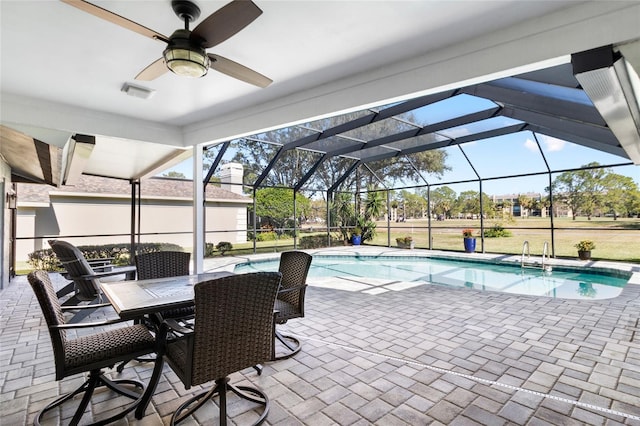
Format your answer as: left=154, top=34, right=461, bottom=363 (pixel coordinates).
left=234, top=255, right=629, bottom=300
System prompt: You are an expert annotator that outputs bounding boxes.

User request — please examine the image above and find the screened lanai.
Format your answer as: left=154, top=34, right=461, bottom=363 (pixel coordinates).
left=197, top=46, right=639, bottom=261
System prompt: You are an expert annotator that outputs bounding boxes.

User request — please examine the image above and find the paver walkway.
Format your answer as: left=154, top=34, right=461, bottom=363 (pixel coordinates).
left=1, top=248, right=639, bottom=425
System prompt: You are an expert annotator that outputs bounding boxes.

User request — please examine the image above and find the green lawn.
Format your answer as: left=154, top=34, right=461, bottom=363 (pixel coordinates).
left=370, top=217, right=640, bottom=262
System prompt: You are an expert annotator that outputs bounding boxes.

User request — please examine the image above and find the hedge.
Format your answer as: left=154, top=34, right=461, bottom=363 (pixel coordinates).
left=28, top=242, right=184, bottom=271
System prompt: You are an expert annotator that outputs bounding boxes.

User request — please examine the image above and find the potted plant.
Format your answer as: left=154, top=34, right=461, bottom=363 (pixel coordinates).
left=351, top=227, right=362, bottom=245
left=574, top=240, right=595, bottom=260
left=462, top=228, right=476, bottom=253
left=395, top=236, right=414, bottom=249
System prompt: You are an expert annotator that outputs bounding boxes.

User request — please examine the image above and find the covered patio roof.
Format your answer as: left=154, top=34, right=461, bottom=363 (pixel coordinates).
left=1, top=1, right=640, bottom=185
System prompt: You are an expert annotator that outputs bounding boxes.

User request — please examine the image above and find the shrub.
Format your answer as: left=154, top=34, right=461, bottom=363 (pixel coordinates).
left=28, top=250, right=60, bottom=271
left=204, top=242, right=216, bottom=258
left=256, top=231, right=277, bottom=242
left=299, top=235, right=329, bottom=249
left=482, top=224, right=512, bottom=238
left=215, top=241, right=233, bottom=255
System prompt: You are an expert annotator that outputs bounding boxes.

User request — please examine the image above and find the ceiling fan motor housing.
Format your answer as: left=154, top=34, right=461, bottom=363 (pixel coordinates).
left=171, top=0, right=201, bottom=24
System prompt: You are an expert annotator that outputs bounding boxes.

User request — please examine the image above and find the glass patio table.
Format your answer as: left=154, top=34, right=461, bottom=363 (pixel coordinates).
left=101, top=272, right=233, bottom=320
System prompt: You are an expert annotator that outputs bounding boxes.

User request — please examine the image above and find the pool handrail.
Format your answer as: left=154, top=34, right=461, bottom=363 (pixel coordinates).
left=521, top=240, right=530, bottom=268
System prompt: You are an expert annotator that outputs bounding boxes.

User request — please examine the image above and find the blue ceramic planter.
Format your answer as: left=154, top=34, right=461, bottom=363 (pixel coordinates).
left=463, top=237, right=476, bottom=253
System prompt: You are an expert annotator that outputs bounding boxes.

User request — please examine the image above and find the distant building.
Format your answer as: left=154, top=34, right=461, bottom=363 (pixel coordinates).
left=491, top=192, right=553, bottom=217
left=15, top=163, right=251, bottom=262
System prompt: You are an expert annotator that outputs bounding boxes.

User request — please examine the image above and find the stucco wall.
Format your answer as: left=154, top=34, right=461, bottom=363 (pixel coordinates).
left=15, top=193, right=250, bottom=261
left=0, top=158, right=11, bottom=289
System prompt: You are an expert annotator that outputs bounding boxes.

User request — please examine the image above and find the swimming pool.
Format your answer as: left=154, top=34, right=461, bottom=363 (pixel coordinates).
left=233, top=255, right=630, bottom=300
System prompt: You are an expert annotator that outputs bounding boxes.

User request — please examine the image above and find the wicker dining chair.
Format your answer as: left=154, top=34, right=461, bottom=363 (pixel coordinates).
left=273, top=250, right=312, bottom=360
left=116, top=250, right=192, bottom=372
left=147, top=272, right=282, bottom=425
left=135, top=250, right=192, bottom=322
left=48, top=239, right=136, bottom=323
left=27, top=270, right=157, bottom=425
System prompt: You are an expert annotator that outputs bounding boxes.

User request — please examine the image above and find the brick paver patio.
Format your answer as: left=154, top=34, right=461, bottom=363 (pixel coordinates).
left=1, top=248, right=639, bottom=425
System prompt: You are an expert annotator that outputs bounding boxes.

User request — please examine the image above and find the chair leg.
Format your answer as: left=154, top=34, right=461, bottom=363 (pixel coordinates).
left=35, top=369, right=146, bottom=426
left=273, top=329, right=302, bottom=360
left=116, top=354, right=156, bottom=373
left=170, top=377, right=269, bottom=426
left=35, top=375, right=93, bottom=426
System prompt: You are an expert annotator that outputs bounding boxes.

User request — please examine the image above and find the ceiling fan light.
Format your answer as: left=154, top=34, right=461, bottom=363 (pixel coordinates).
left=163, top=30, right=210, bottom=78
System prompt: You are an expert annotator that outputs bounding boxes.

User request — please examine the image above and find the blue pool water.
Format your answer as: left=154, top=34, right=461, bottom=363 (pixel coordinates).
left=234, top=255, right=629, bottom=300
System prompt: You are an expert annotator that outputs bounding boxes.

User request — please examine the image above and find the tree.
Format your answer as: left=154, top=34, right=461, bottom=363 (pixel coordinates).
left=329, top=191, right=356, bottom=241
left=517, top=194, right=533, bottom=218
left=162, top=171, right=186, bottom=179
left=362, top=150, right=449, bottom=188
left=399, top=190, right=427, bottom=219
left=430, top=186, right=456, bottom=219
left=226, top=131, right=320, bottom=187
left=354, top=187, right=385, bottom=242
left=455, top=190, right=480, bottom=217
left=601, top=173, right=640, bottom=219
left=253, top=188, right=311, bottom=231
left=363, top=188, right=386, bottom=220
left=453, top=190, right=494, bottom=218
left=206, top=112, right=449, bottom=193
left=550, top=162, right=608, bottom=220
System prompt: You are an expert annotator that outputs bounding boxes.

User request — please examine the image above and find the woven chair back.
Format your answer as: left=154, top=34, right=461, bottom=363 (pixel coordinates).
left=190, top=272, right=281, bottom=385
left=277, top=251, right=312, bottom=307
left=136, top=251, right=191, bottom=280
left=49, top=240, right=101, bottom=300
left=27, top=270, right=68, bottom=379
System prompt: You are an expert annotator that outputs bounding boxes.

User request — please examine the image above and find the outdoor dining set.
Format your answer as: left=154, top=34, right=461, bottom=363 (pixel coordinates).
left=27, top=240, right=313, bottom=425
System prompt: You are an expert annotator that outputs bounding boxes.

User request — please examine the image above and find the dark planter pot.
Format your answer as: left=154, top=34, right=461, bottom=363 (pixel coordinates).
left=351, top=235, right=362, bottom=245
left=463, top=237, right=476, bottom=253
left=578, top=250, right=591, bottom=260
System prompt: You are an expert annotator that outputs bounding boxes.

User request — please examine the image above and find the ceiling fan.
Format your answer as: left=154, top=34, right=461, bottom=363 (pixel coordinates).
left=61, top=0, right=272, bottom=87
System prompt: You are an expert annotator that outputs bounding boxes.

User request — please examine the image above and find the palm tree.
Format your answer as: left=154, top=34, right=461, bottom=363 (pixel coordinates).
left=364, top=188, right=385, bottom=220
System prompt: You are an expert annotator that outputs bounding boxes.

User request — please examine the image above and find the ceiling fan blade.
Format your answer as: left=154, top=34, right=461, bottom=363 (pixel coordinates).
left=135, top=58, right=168, bottom=81
left=208, top=54, right=272, bottom=88
left=192, top=0, right=263, bottom=48
left=61, top=0, right=169, bottom=43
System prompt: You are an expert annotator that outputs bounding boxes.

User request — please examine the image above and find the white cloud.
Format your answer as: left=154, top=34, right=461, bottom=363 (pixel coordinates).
left=540, top=135, right=566, bottom=152
left=524, top=138, right=538, bottom=152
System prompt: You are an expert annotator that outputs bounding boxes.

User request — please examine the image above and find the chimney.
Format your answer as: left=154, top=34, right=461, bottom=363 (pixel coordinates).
left=219, top=163, right=243, bottom=194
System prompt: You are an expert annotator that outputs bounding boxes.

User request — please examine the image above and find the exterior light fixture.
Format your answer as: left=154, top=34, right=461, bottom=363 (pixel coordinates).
left=163, top=29, right=210, bottom=78
left=6, top=188, right=17, bottom=209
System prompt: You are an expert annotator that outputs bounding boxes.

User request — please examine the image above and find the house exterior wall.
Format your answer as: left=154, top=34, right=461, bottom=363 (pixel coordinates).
left=15, top=194, right=250, bottom=261
left=16, top=207, right=38, bottom=263
left=0, top=158, right=10, bottom=289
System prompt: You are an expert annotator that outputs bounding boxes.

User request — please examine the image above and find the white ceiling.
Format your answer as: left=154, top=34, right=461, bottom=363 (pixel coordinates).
left=2, top=0, right=640, bottom=180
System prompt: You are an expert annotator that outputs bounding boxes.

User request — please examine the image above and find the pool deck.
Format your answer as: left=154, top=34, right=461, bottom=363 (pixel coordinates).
left=2, top=247, right=639, bottom=425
